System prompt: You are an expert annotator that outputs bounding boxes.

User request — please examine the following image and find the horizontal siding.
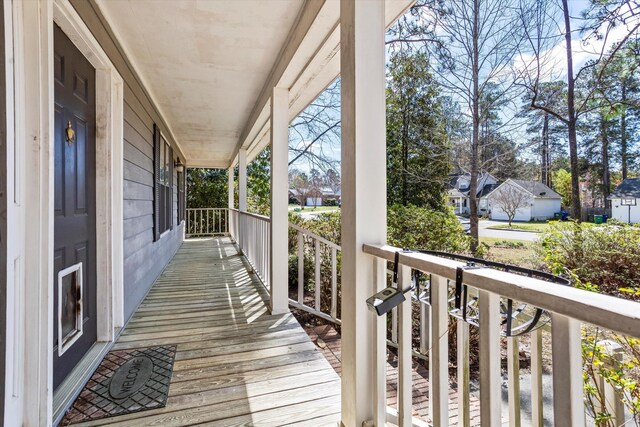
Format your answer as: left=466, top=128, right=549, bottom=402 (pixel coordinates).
left=123, top=137, right=152, bottom=170
left=123, top=178, right=152, bottom=201
left=124, top=159, right=153, bottom=187
left=123, top=215, right=152, bottom=238
left=123, top=225, right=182, bottom=317
left=123, top=199, right=153, bottom=219
left=71, top=0, right=186, bottom=321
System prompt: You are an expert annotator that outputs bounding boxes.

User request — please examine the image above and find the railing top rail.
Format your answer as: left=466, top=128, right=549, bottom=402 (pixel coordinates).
left=289, top=222, right=341, bottom=250
left=364, top=243, right=640, bottom=338
left=186, top=207, right=227, bottom=210
left=234, top=209, right=271, bottom=222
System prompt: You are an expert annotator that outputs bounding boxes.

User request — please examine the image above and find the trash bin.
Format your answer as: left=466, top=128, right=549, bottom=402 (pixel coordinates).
left=594, top=215, right=603, bottom=224
left=602, top=214, right=608, bottom=223
left=561, top=211, right=569, bottom=221
left=554, top=212, right=562, bottom=220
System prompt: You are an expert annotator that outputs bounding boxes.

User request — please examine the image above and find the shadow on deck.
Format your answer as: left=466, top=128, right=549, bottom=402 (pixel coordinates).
left=75, top=237, right=341, bottom=426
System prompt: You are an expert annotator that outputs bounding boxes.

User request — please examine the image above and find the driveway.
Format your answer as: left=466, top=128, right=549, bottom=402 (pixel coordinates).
left=457, top=217, right=540, bottom=242
left=479, top=220, right=539, bottom=241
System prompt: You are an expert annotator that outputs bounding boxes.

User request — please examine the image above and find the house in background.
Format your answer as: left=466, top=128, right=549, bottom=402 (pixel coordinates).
left=447, top=172, right=498, bottom=215
left=289, top=186, right=340, bottom=207
left=610, top=178, right=640, bottom=223
left=487, top=179, right=562, bottom=222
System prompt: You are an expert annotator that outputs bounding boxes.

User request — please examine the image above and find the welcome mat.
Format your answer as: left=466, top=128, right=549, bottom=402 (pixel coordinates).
left=61, top=345, right=177, bottom=425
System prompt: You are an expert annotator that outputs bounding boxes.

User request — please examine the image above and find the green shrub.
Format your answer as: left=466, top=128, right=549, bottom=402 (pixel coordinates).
left=536, top=221, right=640, bottom=300
left=387, top=204, right=470, bottom=253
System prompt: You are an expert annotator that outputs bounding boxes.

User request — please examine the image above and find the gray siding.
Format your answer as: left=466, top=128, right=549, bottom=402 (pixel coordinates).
left=70, top=0, right=186, bottom=321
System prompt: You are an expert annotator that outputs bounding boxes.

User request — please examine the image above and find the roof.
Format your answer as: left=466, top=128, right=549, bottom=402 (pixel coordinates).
left=447, top=189, right=467, bottom=198
left=489, top=179, right=562, bottom=199
left=610, top=178, right=640, bottom=198
left=446, top=172, right=498, bottom=196
left=478, top=183, right=500, bottom=198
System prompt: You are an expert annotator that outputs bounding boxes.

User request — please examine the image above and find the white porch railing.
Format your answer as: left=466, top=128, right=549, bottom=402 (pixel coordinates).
left=288, top=222, right=341, bottom=325
left=185, top=208, right=228, bottom=237
left=364, top=243, right=640, bottom=427
left=217, top=211, right=640, bottom=426
left=228, top=209, right=271, bottom=289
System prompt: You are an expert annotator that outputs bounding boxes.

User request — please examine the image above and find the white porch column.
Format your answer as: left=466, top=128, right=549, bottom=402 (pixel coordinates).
left=228, top=166, right=234, bottom=209
left=270, top=87, right=289, bottom=314
left=340, top=1, right=386, bottom=425
left=11, top=1, right=54, bottom=425
left=238, top=149, right=247, bottom=252
left=238, top=149, right=247, bottom=211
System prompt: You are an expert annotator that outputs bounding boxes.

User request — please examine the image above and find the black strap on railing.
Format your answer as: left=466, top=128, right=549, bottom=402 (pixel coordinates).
left=391, top=248, right=571, bottom=337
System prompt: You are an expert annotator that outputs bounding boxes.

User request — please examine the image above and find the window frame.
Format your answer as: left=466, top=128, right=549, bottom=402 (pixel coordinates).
left=153, top=124, right=173, bottom=240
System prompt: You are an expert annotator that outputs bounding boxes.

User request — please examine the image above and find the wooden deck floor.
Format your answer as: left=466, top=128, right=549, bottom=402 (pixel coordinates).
left=76, top=237, right=341, bottom=427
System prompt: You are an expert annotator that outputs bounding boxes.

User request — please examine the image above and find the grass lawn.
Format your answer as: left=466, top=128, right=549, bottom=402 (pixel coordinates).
left=288, top=205, right=340, bottom=213
left=480, top=237, right=537, bottom=268
left=488, top=221, right=551, bottom=233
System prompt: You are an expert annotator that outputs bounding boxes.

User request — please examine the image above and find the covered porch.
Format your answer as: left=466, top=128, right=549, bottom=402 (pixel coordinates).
left=5, top=0, right=640, bottom=426
left=63, top=237, right=341, bottom=426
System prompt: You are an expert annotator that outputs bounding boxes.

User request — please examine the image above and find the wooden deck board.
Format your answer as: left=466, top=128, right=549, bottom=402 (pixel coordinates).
left=73, top=237, right=340, bottom=426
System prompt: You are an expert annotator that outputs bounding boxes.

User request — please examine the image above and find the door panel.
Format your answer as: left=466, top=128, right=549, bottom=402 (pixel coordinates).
left=53, top=24, right=97, bottom=391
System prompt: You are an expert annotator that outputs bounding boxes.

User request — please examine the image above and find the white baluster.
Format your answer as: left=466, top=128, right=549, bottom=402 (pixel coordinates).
left=551, top=313, right=585, bottom=427
left=373, top=257, right=387, bottom=427
left=297, top=232, right=304, bottom=304
left=457, top=319, right=471, bottom=427
left=398, top=264, right=412, bottom=427
left=479, top=290, right=501, bottom=427
left=507, top=330, right=521, bottom=427
left=430, top=274, right=449, bottom=426
left=331, top=248, right=337, bottom=320
left=315, top=239, right=321, bottom=311
left=530, top=328, right=543, bottom=427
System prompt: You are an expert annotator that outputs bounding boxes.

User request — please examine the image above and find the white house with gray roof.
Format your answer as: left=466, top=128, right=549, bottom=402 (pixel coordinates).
left=610, top=178, right=640, bottom=224
left=487, top=179, right=562, bottom=222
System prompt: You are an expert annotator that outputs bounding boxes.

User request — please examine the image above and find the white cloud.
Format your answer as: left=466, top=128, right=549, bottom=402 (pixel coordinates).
left=515, top=21, right=638, bottom=82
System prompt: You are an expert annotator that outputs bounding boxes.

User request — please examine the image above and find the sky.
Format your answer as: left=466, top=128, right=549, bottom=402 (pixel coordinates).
left=287, top=0, right=639, bottom=174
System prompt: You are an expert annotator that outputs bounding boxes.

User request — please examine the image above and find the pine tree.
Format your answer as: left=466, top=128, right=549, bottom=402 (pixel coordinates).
left=386, top=50, right=451, bottom=210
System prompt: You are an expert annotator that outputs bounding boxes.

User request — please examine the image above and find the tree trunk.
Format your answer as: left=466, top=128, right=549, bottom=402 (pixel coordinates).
left=541, top=113, right=550, bottom=186
left=562, top=0, right=582, bottom=221
left=402, top=116, right=409, bottom=206
left=621, top=83, right=628, bottom=179
left=469, top=0, right=480, bottom=254
left=601, top=112, right=611, bottom=209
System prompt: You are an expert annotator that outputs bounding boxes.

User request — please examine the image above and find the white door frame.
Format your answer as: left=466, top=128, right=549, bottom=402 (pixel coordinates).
left=5, top=0, right=124, bottom=425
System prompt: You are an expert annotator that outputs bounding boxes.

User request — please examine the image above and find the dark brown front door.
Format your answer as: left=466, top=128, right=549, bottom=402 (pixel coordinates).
left=53, top=24, right=97, bottom=391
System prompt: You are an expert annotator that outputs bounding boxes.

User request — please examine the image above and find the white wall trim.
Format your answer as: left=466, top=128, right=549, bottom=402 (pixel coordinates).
left=3, top=1, right=25, bottom=425
left=5, top=0, right=124, bottom=424
left=10, top=1, right=55, bottom=425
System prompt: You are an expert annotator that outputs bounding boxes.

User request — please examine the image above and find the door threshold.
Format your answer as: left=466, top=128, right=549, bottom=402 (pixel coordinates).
left=52, top=332, right=119, bottom=426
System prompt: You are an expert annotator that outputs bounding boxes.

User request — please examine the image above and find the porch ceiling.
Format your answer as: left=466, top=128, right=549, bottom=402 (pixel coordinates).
left=95, top=0, right=304, bottom=167
left=96, top=0, right=414, bottom=168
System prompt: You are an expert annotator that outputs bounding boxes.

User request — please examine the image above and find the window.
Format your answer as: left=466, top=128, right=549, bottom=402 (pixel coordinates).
left=153, top=124, right=173, bottom=240
left=177, top=169, right=185, bottom=223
